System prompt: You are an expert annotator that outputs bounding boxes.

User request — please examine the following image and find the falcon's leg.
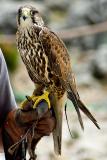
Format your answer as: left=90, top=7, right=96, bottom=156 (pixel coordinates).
left=33, top=84, right=45, bottom=96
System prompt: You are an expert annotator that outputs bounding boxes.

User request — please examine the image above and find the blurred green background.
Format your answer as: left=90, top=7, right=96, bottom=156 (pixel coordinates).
left=0, top=0, right=107, bottom=160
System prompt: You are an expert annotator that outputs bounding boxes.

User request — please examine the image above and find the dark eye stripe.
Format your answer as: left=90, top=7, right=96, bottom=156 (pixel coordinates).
left=31, top=10, right=38, bottom=24
left=31, top=16, right=38, bottom=25
left=18, top=8, right=22, bottom=25
left=18, top=8, right=22, bottom=16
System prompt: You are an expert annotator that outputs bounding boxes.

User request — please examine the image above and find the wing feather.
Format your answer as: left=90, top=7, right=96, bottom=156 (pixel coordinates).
left=39, top=27, right=72, bottom=88
left=38, top=27, right=100, bottom=130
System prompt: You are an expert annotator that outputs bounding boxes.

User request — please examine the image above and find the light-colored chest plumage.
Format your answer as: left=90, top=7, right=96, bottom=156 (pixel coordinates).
left=16, top=26, right=66, bottom=98
left=16, top=27, right=49, bottom=84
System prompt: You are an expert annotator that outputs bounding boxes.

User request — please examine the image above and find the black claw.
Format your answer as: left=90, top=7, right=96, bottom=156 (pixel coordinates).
left=26, top=95, right=34, bottom=105
left=26, top=95, right=32, bottom=101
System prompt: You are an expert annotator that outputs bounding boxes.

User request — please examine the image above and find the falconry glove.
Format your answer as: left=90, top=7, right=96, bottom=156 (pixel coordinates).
left=2, top=96, right=55, bottom=160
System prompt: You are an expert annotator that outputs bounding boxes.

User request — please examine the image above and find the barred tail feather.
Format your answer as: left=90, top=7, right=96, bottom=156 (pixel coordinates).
left=67, top=91, right=84, bottom=130
left=78, top=99, right=100, bottom=129
left=50, top=93, right=67, bottom=155
left=53, top=109, right=62, bottom=155
left=67, top=91, right=100, bottom=130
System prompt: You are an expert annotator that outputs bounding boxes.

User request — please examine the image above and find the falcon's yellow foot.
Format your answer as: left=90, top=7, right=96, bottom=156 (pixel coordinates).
left=20, top=95, right=35, bottom=109
left=32, top=91, right=51, bottom=109
left=20, top=91, right=51, bottom=110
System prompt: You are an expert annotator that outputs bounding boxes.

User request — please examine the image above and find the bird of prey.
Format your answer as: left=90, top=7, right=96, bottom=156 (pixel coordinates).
left=16, top=5, right=100, bottom=156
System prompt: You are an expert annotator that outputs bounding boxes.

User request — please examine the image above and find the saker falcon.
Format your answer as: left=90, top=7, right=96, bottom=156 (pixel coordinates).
left=16, top=5, right=100, bottom=156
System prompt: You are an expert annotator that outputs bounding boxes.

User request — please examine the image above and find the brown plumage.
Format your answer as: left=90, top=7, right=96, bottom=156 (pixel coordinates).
left=16, top=5, right=100, bottom=157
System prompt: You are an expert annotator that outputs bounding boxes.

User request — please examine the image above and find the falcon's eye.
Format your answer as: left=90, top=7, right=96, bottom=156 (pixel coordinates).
left=31, top=10, right=39, bottom=16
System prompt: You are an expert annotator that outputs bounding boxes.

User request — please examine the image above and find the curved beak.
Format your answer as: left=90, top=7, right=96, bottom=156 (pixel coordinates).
left=22, top=15, right=27, bottom=21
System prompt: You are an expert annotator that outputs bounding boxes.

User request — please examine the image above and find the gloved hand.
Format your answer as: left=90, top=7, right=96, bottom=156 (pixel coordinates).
left=2, top=99, right=56, bottom=160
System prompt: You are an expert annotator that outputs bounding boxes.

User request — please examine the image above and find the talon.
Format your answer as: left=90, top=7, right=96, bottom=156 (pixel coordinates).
left=20, top=91, right=51, bottom=110
left=32, top=91, right=51, bottom=109
left=20, top=95, right=35, bottom=109
left=26, top=95, right=33, bottom=102
left=20, top=98, right=29, bottom=109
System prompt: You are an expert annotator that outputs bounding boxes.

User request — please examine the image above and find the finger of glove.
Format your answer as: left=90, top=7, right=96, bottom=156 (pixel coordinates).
left=36, top=116, right=56, bottom=135
left=15, top=109, right=38, bottom=127
left=16, top=100, right=49, bottom=126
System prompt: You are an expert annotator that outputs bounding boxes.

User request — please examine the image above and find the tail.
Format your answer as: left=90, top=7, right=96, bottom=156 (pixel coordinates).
left=67, top=91, right=100, bottom=130
left=50, top=93, right=66, bottom=155
left=53, top=107, right=63, bottom=155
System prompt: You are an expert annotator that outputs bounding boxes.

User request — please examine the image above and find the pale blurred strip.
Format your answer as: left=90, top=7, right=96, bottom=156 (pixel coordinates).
left=1, top=21, right=107, bottom=44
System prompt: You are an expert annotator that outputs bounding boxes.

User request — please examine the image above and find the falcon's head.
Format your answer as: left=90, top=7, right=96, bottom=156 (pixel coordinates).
left=17, top=5, right=44, bottom=28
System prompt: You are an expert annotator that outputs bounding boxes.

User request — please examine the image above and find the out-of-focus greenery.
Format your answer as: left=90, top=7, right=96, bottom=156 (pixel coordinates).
left=0, top=43, right=18, bottom=72
left=14, top=91, right=26, bottom=102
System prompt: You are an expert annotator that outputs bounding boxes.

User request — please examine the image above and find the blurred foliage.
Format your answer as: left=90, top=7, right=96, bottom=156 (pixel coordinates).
left=14, top=91, right=26, bottom=103
left=0, top=43, right=18, bottom=72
